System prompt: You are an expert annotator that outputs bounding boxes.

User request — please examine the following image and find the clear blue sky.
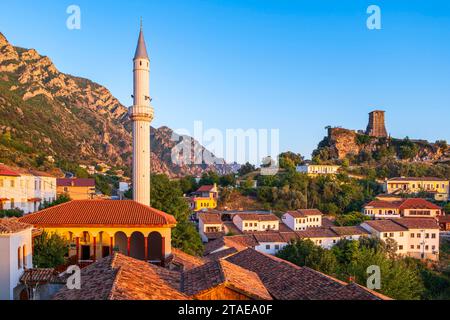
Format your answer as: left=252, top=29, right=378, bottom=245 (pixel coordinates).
left=1, top=0, right=450, bottom=159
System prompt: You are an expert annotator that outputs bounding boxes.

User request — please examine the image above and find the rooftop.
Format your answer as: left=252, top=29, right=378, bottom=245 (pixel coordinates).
left=54, top=253, right=188, bottom=300
left=363, top=220, right=408, bottom=232
left=393, top=218, right=440, bottom=230
left=198, top=212, right=222, bottom=224
left=0, top=218, right=33, bottom=235
left=19, top=200, right=177, bottom=227
left=182, top=260, right=272, bottom=300
left=364, top=198, right=441, bottom=210
left=235, top=213, right=279, bottom=222
left=388, top=177, right=448, bottom=182
left=225, top=248, right=390, bottom=300
left=57, top=178, right=95, bottom=187
left=286, top=209, right=323, bottom=218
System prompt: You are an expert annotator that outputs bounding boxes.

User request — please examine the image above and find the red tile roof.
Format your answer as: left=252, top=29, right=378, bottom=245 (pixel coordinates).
left=364, top=198, right=441, bottom=210
left=171, top=248, right=206, bottom=271
left=204, top=235, right=259, bottom=255
left=286, top=209, right=323, bottom=218
left=0, top=164, right=20, bottom=177
left=182, top=260, right=272, bottom=300
left=398, top=198, right=441, bottom=210
left=296, top=228, right=339, bottom=239
left=198, top=212, right=222, bottom=224
left=57, top=178, right=95, bottom=187
left=362, top=220, right=408, bottom=232
left=225, top=248, right=390, bottom=300
left=18, top=200, right=177, bottom=227
left=330, top=226, right=370, bottom=237
left=0, top=218, right=33, bottom=234
left=54, top=253, right=188, bottom=300
left=393, top=218, right=439, bottom=230
left=253, top=233, right=285, bottom=243
left=196, top=185, right=216, bottom=192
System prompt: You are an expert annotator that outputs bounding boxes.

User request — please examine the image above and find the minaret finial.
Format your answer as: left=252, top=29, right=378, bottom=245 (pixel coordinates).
left=140, top=17, right=143, bottom=30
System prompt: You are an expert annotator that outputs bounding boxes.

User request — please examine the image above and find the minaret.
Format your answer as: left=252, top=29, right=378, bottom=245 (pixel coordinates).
left=129, top=22, right=153, bottom=206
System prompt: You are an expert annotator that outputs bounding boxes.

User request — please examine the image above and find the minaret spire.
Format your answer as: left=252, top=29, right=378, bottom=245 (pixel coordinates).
left=129, top=23, right=153, bottom=207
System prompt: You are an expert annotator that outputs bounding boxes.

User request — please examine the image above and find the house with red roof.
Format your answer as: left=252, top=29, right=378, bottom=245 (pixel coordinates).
left=56, top=178, right=96, bottom=200
left=363, top=198, right=442, bottom=220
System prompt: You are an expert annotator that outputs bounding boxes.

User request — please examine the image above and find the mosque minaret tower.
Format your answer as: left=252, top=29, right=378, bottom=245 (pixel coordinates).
left=129, top=22, right=153, bottom=207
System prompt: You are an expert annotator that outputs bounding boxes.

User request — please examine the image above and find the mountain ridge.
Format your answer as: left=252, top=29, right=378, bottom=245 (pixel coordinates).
left=0, top=32, right=231, bottom=178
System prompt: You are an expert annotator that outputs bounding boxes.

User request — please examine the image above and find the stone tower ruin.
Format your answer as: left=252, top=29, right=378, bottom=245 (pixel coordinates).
left=366, top=110, right=388, bottom=138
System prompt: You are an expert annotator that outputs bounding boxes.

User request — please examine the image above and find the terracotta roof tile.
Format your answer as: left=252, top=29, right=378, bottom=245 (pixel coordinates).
left=225, top=248, right=389, bottom=300
left=0, top=218, right=33, bottom=234
left=204, top=235, right=258, bottom=255
left=182, top=260, right=272, bottom=300
left=0, top=164, right=20, bottom=177
left=398, top=198, right=442, bottom=210
left=198, top=212, right=222, bottom=224
left=286, top=209, right=323, bottom=218
left=296, top=228, right=339, bottom=239
left=19, top=200, right=176, bottom=227
left=393, top=218, right=439, bottom=230
left=54, top=254, right=188, bottom=300
left=20, top=268, right=63, bottom=284
left=330, top=226, right=370, bottom=236
left=388, top=177, right=447, bottom=182
left=363, top=220, right=408, bottom=232
left=196, top=185, right=216, bottom=192
left=171, top=248, right=206, bottom=271
left=253, top=233, right=285, bottom=243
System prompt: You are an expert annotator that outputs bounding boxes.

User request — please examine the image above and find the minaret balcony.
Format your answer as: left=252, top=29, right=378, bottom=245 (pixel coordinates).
left=129, top=105, right=154, bottom=122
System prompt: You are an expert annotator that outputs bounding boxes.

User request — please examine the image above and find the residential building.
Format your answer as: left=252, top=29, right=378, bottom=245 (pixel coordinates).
left=0, top=219, right=34, bottom=300
left=232, top=213, right=280, bottom=232
left=363, top=198, right=442, bottom=219
left=0, top=165, right=57, bottom=214
left=19, top=200, right=176, bottom=266
left=253, top=233, right=289, bottom=255
left=56, top=178, right=95, bottom=200
left=198, top=213, right=224, bottom=242
left=361, top=218, right=440, bottom=261
left=282, top=209, right=323, bottom=231
left=384, top=177, right=449, bottom=201
left=296, top=164, right=340, bottom=176
left=189, top=184, right=218, bottom=211
left=296, top=228, right=341, bottom=249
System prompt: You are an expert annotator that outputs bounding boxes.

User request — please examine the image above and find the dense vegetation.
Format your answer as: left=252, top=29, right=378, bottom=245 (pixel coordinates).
left=149, top=174, right=204, bottom=256
left=33, top=231, right=68, bottom=268
left=277, top=238, right=450, bottom=300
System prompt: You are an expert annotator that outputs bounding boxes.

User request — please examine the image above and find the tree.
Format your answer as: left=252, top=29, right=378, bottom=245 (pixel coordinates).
left=179, top=175, right=198, bottom=194
left=39, top=194, right=71, bottom=210
left=335, top=212, right=370, bottom=226
left=0, top=208, right=24, bottom=218
left=444, top=203, right=450, bottom=215
left=150, top=174, right=204, bottom=256
left=199, top=171, right=219, bottom=186
left=219, top=174, right=236, bottom=187
left=238, top=162, right=256, bottom=177
left=33, top=231, right=68, bottom=268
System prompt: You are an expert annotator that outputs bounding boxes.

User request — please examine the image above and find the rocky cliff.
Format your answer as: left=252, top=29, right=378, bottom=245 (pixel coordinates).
left=0, top=32, right=230, bottom=177
left=313, top=127, right=448, bottom=163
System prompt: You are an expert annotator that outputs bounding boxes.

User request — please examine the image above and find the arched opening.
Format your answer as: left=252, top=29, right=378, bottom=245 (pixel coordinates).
left=80, top=231, right=93, bottom=261
left=100, top=231, right=112, bottom=258
left=114, top=232, right=128, bottom=256
left=19, top=288, right=29, bottom=300
left=130, top=232, right=145, bottom=260
left=148, top=232, right=163, bottom=262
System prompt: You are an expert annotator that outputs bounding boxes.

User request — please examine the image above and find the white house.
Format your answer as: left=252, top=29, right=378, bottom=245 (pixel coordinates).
left=253, top=233, right=289, bottom=255
left=361, top=218, right=440, bottom=261
left=198, top=213, right=224, bottom=242
left=0, top=218, right=33, bottom=300
left=0, top=165, right=57, bottom=214
left=282, top=209, right=323, bottom=231
left=384, top=177, right=449, bottom=201
left=232, top=214, right=280, bottom=233
left=296, top=228, right=341, bottom=249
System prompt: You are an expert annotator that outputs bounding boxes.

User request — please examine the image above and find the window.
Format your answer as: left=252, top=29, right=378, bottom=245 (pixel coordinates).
left=425, top=233, right=429, bottom=239
left=432, top=245, right=436, bottom=250
left=383, top=233, right=388, bottom=237
left=411, top=233, right=415, bottom=238
left=266, top=245, right=270, bottom=250
left=431, top=233, right=436, bottom=239
left=399, top=245, right=403, bottom=250
left=400, top=232, right=404, bottom=237
left=417, top=245, right=420, bottom=249
left=417, top=233, right=421, bottom=238
left=10, top=198, right=15, bottom=208
left=275, top=245, right=280, bottom=250
left=23, top=245, right=26, bottom=268
left=0, top=179, right=3, bottom=187
left=18, top=247, right=22, bottom=269
left=11, top=180, right=15, bottom=188
left=389, top=233, right=394, bottom=237
left=425, top=245, right=429, bottom=251
left=410, top=245, right=414, bottom=249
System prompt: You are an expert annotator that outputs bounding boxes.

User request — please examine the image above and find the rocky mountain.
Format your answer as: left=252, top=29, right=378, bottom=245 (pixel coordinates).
left=0, top=32, right=230, bottom=178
